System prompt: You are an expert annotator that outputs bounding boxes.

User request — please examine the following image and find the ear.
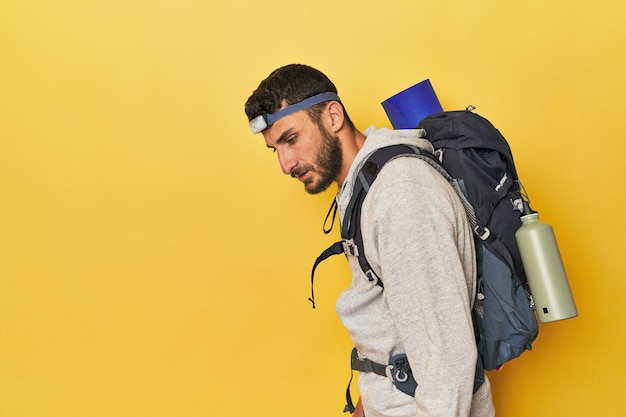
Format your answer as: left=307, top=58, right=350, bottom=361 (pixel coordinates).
left=327, top=100, right=346, bottom=133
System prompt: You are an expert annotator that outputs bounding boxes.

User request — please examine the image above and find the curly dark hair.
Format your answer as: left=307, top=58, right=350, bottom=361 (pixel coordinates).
left=244, top=64, right=354, bottom=129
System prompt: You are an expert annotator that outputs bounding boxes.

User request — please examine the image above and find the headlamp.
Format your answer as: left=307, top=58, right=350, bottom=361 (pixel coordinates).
left=249, top=92, right=340, bottom=134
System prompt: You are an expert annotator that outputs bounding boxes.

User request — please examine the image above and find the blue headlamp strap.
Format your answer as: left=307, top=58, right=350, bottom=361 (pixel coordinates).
left=249, top=92, right=340, bottom=134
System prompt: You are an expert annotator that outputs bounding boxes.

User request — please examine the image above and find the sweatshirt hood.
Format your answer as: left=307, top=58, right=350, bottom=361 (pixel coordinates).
left=336, top=127, right=434, bottom=209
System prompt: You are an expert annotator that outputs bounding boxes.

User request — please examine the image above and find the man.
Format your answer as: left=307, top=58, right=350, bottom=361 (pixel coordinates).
left=244, top=64, right=495, bottom=417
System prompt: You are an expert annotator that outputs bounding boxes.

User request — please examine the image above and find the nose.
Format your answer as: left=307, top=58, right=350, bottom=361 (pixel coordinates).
left=277, top=148, right=297, bottom=175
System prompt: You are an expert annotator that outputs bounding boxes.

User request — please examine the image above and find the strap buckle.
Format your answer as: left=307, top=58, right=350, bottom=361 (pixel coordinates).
left=474, top=225, right=491, bottom=240
left=385, top=365, right=409, bottom=383
left=342, top=239, right=359, bottom=256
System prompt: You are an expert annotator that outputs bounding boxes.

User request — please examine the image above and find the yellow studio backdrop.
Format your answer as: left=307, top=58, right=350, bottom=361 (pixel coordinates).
left=1, top=0, right=625, bottom=416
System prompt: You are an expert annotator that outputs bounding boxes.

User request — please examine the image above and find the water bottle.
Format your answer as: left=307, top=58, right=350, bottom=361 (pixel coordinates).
left=515, top=206, right=578, bottom=323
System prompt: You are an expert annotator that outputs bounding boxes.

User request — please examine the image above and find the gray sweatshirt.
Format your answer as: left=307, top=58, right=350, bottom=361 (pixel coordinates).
left=335, top=127, right=495, bottom=417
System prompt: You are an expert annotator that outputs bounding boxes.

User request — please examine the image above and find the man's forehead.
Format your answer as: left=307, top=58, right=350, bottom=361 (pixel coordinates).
left=262, top=112, right=307, bottom=146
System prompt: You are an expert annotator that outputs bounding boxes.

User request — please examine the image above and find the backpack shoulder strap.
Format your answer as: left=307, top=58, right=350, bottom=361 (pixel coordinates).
left=310, top=143, right=477, bottom=305
left=308, top=241, right=345, bottom=308
left=340, top=144, right=436, bottom=288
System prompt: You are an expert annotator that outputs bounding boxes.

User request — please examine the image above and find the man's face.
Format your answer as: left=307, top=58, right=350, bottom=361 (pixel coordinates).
left=262, top=108, right=342, bottom=194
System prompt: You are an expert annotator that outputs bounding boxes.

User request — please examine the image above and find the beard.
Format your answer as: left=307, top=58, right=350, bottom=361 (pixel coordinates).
left=293, top=124, right=343, bottom=195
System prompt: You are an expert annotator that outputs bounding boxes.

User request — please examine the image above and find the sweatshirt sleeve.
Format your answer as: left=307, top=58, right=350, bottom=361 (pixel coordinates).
left=364, top=162, right=477, bottom=417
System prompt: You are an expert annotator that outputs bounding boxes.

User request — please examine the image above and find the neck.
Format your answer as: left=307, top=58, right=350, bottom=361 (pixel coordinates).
left=335, top=128, right=367, bottom=187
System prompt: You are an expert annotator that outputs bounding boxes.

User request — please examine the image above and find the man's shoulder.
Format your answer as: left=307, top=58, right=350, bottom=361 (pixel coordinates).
left=374, top=154, right=445, bottom=186
left=338, top=128, right=436, bottom=203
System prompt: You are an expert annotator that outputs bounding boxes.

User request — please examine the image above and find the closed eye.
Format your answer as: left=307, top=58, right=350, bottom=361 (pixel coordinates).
left=276, top=128, right=297, bottom=147
left=266, top=127, right=297, bottom=153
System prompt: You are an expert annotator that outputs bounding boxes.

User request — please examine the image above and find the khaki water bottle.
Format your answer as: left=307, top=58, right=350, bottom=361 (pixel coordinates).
left=515, top=210, right=578, bottom=323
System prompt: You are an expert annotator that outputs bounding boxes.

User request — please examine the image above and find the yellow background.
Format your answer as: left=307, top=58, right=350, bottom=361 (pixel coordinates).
left=1, top=0, right=625, bottom=416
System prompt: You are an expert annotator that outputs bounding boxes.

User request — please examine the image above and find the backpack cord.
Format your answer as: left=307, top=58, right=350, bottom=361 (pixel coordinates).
left=307, top=199, right=342, bottom=308
left=323, top=199, right=338, bottom=234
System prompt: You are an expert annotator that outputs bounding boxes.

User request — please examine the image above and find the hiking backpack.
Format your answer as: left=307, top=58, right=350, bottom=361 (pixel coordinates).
left=310, top=106, right=539, bottom=398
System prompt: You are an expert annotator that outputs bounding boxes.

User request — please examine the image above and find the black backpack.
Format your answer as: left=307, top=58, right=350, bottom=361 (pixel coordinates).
left=310, top=107, right=539, bottom=402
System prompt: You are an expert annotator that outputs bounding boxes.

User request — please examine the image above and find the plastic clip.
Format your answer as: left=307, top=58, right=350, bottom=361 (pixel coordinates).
left=474, top=226, right=491, bottom=240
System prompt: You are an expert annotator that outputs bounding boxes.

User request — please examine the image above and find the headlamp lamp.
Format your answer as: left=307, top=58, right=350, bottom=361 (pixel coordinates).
left=249, top=92, right=340, bottom=134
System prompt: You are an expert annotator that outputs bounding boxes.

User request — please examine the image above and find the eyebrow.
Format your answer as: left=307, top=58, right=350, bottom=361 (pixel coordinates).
left=266, top=127, right=296, bottom=148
